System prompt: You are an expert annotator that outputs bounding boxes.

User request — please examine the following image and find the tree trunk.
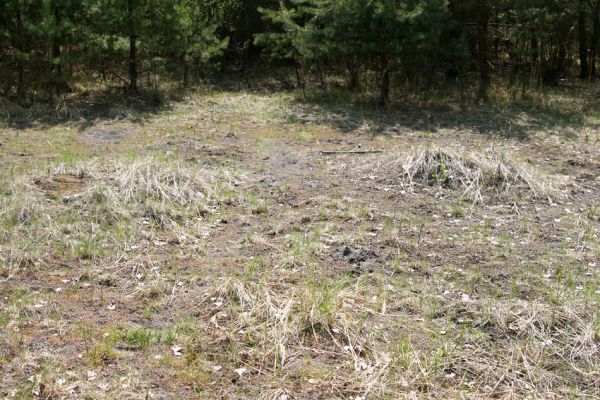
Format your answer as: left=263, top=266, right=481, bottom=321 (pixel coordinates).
left=556, top=41, right=567, bottom=81
left=318, top=62, right=325, bottom=89
left=579, top=2, right=589, bottom=79
left=346, top=58, right=360, bottom=91
left=182, top=36, right=190, bottom=88
left=127, top=0, right=138, bottom=93
left=129, top=34, right=138, bottom=92
left=67, top=43, right=73, bottom=81
left=530, top=33, right=540, bottom=87
left=591, top=1, right=600, bottom=78
left=51, top=1, right=62, bottom=97
left=379, top=60, right=390, bottom=107
left=183, top=60, right=189, bottom=88
left=295, top=63, right=306, bottom=99
left=477, top=4, right=490, bottom=101
left=15, top=3, right=25, bottom=101
left=17, top=61, right=25, bottom=100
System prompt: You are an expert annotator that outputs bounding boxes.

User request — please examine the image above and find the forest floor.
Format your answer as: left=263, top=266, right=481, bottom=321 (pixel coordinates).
left=1, top=85, right=600, bottom=399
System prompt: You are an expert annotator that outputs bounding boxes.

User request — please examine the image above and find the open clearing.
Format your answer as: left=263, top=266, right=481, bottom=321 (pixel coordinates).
left=1, top=88, right=600, bottom=399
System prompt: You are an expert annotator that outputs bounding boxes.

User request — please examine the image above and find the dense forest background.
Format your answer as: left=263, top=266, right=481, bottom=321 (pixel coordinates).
left=1, top=0, right=599, bottom=105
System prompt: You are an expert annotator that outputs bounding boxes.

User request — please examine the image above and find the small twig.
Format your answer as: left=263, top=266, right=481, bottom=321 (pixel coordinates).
left=319, top=150, right=383, bottom=155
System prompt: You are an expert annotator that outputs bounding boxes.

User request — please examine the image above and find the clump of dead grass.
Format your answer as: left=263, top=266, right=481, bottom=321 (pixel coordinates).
left=0, top=173, right=48, bottom=279
left=56, top=157, right=238, bottom=207
left=51, top=157, right=242, bottom=247
left=365, top=147, right=564, bottom=203
left=40, top=157, right=243, bottom=235
left=0, top=156, right=241, bottom=275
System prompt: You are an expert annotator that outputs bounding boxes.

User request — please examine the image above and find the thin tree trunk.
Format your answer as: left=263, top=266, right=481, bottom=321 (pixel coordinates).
left=379, top=59, right=390, bottom=107
left=556, top=42, right=567, bottom=81
left=182, top=37, right=190, bottom=88
left=17, top=61, right=25, bottom=100
left=67, top=43, right=73, bottom=82
left=183, top=59, right=189, bottom=88
left=530, top=33, right=539, bottom=87
left=129, top=34, right=137, bottom=92
left=459, top=64, right=465, bottom=103
left=318, top=62, right=325, bottom=90
left=127, top=0, right=138, bottom=93
left=579, top=2, right=589, bottom=79
left=51, top=1, right=62, bottom=97
left=346, top=58, right=360, bottom=91
left=15, top=3, right=25, bottom=101
left=477, top=4, right=490, bottom=101
left=295, top=62, right=305, bottom=99
left=589, top=0, right=600, bottom=78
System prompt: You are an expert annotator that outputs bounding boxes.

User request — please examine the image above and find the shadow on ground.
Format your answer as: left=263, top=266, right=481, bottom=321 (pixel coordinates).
left=2, top=78, right=598, bottom=142
left=279, top=85, right=598, bottom=140
left=0, top=89, right=172, bottom=131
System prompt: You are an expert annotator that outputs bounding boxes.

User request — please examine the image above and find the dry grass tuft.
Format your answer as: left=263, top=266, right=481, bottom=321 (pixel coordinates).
left=454, top=299, right=600, bottom=396
left=56, top=157, right=239, bottom=207
left=0, top=156, right=241, bottom=276
left=196, top=277, right=395, bottom=398
left=365, top=147, right=564, bottom=202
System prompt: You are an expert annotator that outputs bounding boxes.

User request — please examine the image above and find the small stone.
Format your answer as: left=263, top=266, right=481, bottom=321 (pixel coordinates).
left=171, top=345, right=182, bottom=356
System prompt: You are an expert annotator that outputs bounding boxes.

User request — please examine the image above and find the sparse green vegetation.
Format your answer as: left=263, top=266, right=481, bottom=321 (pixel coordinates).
left=87, top=340, right=118, bottom=367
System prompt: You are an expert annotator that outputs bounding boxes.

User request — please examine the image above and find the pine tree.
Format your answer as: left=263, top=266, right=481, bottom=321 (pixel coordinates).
left=0, top=0, right=596, bottom=103
left=254, top=0, right=332, bottom=88
left=174, top=0, right=232, bottom=87
left=256, top=0, right=448, bottom=104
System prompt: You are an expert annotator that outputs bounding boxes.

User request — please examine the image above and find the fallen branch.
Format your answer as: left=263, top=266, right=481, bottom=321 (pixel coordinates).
left=319, top=150, right=382, bottom=155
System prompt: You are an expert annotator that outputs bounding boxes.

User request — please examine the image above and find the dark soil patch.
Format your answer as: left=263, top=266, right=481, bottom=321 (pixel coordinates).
left=336, top=245, right=380, bottom=275
left=340, top=246, right=377, bottom=264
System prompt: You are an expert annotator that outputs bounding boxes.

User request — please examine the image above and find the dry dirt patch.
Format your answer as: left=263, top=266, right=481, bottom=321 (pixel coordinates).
left=80, top=124, right=140, bottom=145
